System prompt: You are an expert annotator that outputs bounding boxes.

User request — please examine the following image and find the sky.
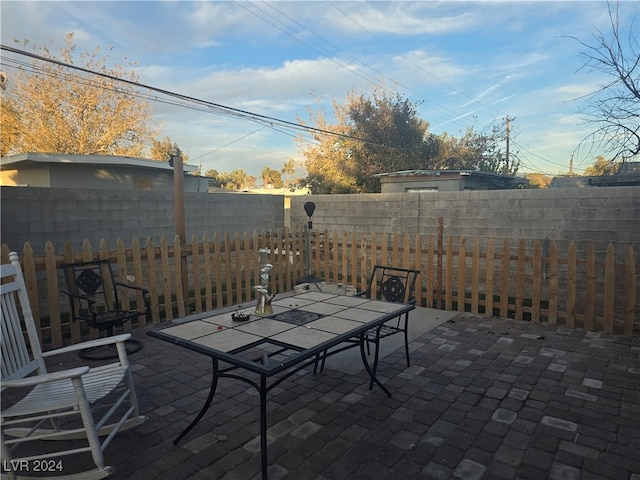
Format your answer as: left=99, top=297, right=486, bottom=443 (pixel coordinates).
left=1, top=0, right=638, bottom=180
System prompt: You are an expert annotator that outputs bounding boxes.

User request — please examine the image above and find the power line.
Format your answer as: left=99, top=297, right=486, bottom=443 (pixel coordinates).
left=1, top=44, right=413, bottom=153
left=238, top=1, right=475, bottom=131
left=198, top=126, right=267, bottom=160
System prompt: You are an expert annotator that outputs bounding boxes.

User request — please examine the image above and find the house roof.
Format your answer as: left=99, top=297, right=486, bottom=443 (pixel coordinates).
left=0, top=152, right=199, bottom=173
left=373, top=169, right=528, bottom=185
left=550, top=161, right=640, bottom=188
left=548, top=176, right=590, bottom=188
left=616, top=161, right=640, bottom=176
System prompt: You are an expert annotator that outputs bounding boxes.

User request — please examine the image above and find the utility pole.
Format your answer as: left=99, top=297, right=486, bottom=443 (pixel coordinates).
left=505, top=116, right=511, bottom=174
left=569, top=153, right=574, bottom=175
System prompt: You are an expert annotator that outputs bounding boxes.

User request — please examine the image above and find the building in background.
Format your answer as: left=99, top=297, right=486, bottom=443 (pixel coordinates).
left=0, top=152, right=214, bottom=193
left=549, top=162, right=640, bottom=188
left=375, top=169, right=528, bottom=193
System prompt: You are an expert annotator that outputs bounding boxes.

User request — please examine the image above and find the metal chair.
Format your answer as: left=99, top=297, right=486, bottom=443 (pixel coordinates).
left=315, top=265, right=420, bottom=387
left=1, top=252, right=147, bottom=480
left=362, top=265, right=420, bottom=381
left=62, top=259, right=150, bottom=360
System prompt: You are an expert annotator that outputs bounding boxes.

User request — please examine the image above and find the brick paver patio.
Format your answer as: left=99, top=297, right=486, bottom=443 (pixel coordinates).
left=16, top=312, right=640, bottom=480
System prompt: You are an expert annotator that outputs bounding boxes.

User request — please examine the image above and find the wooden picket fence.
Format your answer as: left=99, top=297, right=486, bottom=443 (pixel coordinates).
left=1, top=225, right=638, bottom=349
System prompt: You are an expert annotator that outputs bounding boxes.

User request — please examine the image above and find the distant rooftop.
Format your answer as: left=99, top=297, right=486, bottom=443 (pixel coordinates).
left=617, top=161, right=640, bottom=176
left=550, top=161, right=640, bottom=188
left=373, top=169, right=525, bottom=181
left=0, top=152, right=199, bottom=173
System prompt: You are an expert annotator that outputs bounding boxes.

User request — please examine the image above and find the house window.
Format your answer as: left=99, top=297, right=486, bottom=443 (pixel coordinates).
left=134, top=177, right=152, bottom=191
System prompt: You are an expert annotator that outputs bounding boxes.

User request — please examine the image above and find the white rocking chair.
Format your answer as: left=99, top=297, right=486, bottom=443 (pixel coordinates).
left=1, top=252, right=148, bottom=480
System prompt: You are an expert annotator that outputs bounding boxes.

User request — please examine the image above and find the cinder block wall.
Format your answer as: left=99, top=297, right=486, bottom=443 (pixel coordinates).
left=3, top=185, right=638, bottom=257
left=1, top=187, right=285, bottom=254
left=289, top=187, right=640, bottom=254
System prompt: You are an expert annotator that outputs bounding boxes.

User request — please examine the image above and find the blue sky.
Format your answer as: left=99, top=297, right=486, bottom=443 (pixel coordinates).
left=2, top=1, right=638, bottom=179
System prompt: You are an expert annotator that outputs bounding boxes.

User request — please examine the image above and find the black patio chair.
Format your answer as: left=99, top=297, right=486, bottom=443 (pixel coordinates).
left=62, top=259, right=150, bottom=360
left=315, top=265, right=420, bottom=387
left=362, top=265, right=420, bottom=372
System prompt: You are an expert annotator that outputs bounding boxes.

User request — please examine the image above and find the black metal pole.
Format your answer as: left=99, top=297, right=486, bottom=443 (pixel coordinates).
left=260, top=375, right=268, bottom=480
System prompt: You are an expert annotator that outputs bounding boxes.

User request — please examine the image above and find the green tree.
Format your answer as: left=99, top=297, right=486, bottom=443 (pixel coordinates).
left=203, top=169, right=222, bottom=188
left=281, top=158, right=297, bottom=189
left=298, top=90, right=429, bottom=193
left=298, top=90, right=520, bottom=194
left=205, top=169, right=256, bottom=190
left=150, top=136, right=189, bottom=162
left=260, top=167, right=283, bottom=188
left=525, top=173, right=553, bottom=189
left=1, top=34, right=157, bottom=156
left=297, top=96, right=357, bottom=194
left=226, top=169, right=250, bottom=190
left=346, top=90, right=430, bottom=192
left=427, top=121, right=519, bottom=175
left=583, top=155, right=620, bottom=175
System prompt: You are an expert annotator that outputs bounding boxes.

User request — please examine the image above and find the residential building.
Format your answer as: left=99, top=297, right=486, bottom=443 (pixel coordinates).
left=374, top=169, right=528, bottom=193
left=0, top=152, right=212, bottom=192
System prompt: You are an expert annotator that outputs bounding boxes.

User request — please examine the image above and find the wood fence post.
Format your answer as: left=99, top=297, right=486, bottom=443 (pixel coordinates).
left=566, top=241, right=576, bottom=329
left=624, top=245, right=636, bottom=335
left=604, top=243, right=616, bottom=334
left=437, top=217, right=443, bottom=309
left=485, top=238, right=494, bottom=316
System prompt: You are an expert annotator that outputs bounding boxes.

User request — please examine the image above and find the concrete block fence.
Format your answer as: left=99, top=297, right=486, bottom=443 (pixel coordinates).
left=1, top=186, right=285, bottom=255
left=2, top=184, right=638, bottom=261
left=289, top=186, right=640, bottom=255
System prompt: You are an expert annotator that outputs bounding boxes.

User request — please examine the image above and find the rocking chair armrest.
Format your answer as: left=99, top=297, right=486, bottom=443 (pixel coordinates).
left=42, top=333, right=132, bottom=358
left=1, top=366, right=90, bottom=388
left=114, top=282, right=149, bottom=295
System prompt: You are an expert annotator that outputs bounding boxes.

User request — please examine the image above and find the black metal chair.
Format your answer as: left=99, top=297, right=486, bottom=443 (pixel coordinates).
left=362, top=265, right=420, bottom=379
left=62, top=259, right=150, bottom=360
left=315, top=265, right=420, bottom=387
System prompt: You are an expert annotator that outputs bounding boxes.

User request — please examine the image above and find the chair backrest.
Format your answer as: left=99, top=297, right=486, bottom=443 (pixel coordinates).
left=366, top=265, right=420, bottom=304
left=1, top=252, right=47, bottom=387
left=63, top=259, right=120, bottom=313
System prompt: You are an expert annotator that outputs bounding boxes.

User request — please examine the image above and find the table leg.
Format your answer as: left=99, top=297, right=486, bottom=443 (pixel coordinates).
left=174, top=357, right=220, bottom=445
left=260, top=375, right=268, bottom=480
left=359, top=332, right=391, bottom=397
left=369, top=325, right=383, bottom=391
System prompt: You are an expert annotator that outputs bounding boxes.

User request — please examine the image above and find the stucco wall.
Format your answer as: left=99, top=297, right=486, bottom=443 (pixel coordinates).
left=1, top=186, right=285, bottom=254
left=289, top=186, right=640, bottom=254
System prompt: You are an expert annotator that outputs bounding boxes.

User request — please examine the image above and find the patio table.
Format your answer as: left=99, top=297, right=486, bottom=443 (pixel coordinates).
left=147, top=290, right=415, bottom=480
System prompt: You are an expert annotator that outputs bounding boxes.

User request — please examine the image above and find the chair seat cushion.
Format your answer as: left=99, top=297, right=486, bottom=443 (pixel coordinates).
left=2, top=364, right=128, bottom=418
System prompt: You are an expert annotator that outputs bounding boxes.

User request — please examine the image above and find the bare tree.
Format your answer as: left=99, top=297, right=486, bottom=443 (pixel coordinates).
left=1, top=34, right=157, bottom=157
left=572, top=1, right=640, bottom=162
left=150, top=136, right=189, bottom=162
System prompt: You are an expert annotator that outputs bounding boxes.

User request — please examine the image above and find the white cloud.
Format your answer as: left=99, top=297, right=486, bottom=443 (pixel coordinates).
left=2, top=0, right=635, bottom=179
left=327, top=3, right=476, bottom=35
